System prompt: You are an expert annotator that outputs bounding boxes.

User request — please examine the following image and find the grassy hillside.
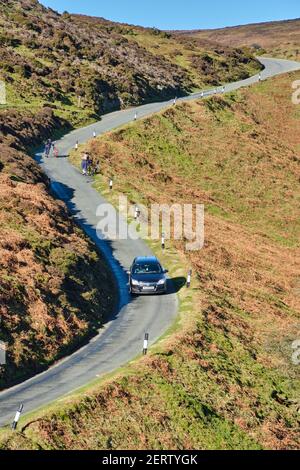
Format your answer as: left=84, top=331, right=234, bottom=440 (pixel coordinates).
left=0, top=0, right=261, bottom=126
left=0, top=107, right=117, bottom=389
left=75, top=15, right=260, bottom=90
left=2, top=71, right=299, bottom=450
left=178, top=18, right=300, bottom=61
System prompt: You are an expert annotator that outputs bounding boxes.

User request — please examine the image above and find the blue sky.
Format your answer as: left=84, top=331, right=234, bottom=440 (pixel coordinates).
left=40, top=1, right=299, bottom=30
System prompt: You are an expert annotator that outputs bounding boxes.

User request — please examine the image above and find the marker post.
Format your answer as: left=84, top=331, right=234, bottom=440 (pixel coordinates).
left=187, top=269, right=192, bottom=288
left=11, top=404, right=24, bottom=430
left=134, top=206, right=140, bottom=221
left=161, top=233, right=165, bottom=250
left=143, top=334, right=149, bottom=355
left=0, top=341, right=6, bottom=366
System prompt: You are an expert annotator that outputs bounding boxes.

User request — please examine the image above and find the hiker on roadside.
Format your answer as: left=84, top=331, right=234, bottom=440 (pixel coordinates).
left=48, top=139, right=53, bottom=154
left=53, top=145, right=59, bottom=158
left=92, top=157, right=100, bottom=176
left=44, top=143, right=50, bottom=158
left=81, top=152, right=89, bottom=176
left=94, top=159, right=101, bottom=175
left=87, top=154, right=94, bottom=175
left=44, top=139, right=52, bottom=158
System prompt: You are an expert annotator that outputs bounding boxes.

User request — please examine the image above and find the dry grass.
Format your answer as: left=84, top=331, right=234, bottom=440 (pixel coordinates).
left=0, top=108, right=116, bottom=389
left=2, top=72, right=299, bottom=450
left=0, top=1, right=261, bottom=126
left=179, top=18, right=300, bottom=61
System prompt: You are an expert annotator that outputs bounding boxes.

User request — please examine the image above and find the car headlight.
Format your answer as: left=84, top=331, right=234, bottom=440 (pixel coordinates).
left=131, top=279, right=140, bottom=286
left=157, top=279, right=166, bottom=285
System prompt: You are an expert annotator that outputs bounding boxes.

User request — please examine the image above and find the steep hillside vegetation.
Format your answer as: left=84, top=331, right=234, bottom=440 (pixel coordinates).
left=0, top=0, right=261, bottom=126
left=3, top=72, right=299, bottom=450
left=178, top=18, right=300, bottom=61
left=0, top=107, right=116, bottom=389
left=73, top=14, right=261, bottom=90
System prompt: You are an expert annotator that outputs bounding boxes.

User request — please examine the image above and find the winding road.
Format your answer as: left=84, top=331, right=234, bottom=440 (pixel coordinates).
left=0, top=57, right=299, bottom=427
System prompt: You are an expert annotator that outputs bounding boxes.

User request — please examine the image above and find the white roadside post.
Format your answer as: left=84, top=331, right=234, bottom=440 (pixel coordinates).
left=134, top=111, right=137, bottom=121
left=75, top=140, right=79, bottom=151
left=11, top=404, right=24, bottom=430
left=134, top=205, right=140, bottom=221
left=93, top=131, right=96, bottom=138
left=200, top=91, right=204, bottom=98
left=187, top=269, right=192, bottom=288
left=143, top=334, right=149, bottom=355
left=161, top=232, right=165, bottom=250
left=0, top=340, right=6, bottom=366
left=109, top=178, right=113, bottom=191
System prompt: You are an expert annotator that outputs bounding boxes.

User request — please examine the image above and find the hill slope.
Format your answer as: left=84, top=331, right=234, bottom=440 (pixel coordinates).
left=0, top=108, right=116, bottom=389
left=0, top=0, right=261, bottom=125
left=2, top=71, right=299, bottom=450
left=177, top=18, right=300, bottom=61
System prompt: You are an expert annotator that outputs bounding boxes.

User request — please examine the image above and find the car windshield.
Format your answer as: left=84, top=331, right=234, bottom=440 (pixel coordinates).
left=133, top=262, right=162, bottom=275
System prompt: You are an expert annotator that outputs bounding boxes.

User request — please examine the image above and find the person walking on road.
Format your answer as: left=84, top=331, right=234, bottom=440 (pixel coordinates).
left=53, top=145, right=59, bottom=158
left=87, top=154, right=94, bottom=175
left=44, top=138, right=52, bottom=158
left=44, top=143, right=50, bottom=158
left=81, top=152, right=89, bottom=176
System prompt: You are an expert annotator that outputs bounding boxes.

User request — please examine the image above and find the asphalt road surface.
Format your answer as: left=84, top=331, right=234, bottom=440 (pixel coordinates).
left=0, top=57, right=299, bottom=427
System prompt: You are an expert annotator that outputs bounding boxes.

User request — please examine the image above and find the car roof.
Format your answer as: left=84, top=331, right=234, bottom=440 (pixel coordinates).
left=133, top=256, right=159, bottom=264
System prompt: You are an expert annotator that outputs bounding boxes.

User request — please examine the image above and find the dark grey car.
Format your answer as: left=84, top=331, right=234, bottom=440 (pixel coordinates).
left=128, top=256, right=168, bottom=295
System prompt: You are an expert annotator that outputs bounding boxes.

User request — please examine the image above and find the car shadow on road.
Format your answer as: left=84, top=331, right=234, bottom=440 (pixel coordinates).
left=45, top=176, right=183, bottom=320
left=47, top=180, right=133, bottom=321
left=167, top=277, right=187, bottom=294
